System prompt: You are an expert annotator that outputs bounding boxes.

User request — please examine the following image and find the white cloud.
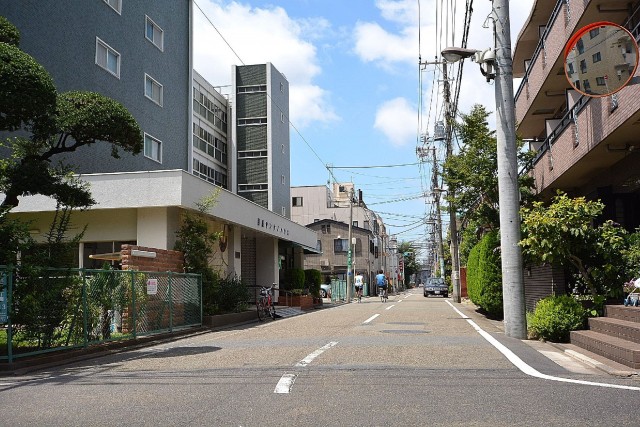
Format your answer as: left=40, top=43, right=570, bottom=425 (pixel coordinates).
left=374, top=97, right=417, bottom=147
left=193, top=0, right=338, bottom=127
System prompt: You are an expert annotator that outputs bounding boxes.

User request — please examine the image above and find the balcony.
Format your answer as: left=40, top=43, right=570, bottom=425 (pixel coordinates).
left=513, top=0, right=629, bottom=140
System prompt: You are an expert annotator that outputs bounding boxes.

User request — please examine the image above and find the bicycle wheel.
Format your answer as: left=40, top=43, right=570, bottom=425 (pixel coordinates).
left=380, top=290, right=384, bottom=303
left=257, top=298, right=266, bottom=321
left=269, top=304, right=276, bottom=319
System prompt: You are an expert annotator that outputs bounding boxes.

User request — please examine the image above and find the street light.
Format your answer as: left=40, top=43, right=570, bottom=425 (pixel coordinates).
left=440, top=0, right=526, bottom=339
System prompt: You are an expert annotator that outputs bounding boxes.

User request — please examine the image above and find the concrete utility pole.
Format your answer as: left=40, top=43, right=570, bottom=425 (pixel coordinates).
left=442, top=64, right=461, bottom=304
left=346, top=188, right=354, bottom=303
left=493, top=0, right=526, bottom=339
left=431, top=146, right=446, bottom=279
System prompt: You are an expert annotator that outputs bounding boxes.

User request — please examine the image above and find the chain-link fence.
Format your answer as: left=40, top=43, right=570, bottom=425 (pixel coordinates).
left=0, top=266, right=201, bottom=363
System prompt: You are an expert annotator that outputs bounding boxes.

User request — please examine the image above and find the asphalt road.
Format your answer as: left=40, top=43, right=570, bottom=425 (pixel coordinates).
left=1, top=289, right=639, bottom=426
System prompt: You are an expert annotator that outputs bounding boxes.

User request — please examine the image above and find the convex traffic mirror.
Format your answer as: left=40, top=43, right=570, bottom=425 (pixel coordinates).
left=564, top=21, right=639, bottom=97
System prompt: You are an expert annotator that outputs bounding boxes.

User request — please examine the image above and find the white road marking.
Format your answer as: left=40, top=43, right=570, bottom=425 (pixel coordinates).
left=364, top=314, right=380, bottom=324
left=295, top=341, right=338, bottom=367
left=274, top=374, right=297, bottom=394
left=445, top=300, right=640, bottom=391
left=385, top=305, right=395, bottom=311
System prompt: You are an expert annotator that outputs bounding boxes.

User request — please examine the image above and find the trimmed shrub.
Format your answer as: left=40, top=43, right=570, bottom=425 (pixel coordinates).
left=527, top=295, right=586, bottom=342
left=305, top=269, right=322, bottom=297
left=284, top=268, right=305, bottom=291
left=466, top=231, right=503, bottom=318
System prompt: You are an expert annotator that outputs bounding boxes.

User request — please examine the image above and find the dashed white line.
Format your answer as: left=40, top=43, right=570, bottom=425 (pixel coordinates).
left=385, top=304, right=395, bottom=311
left=295, top=341, right=338, bottom=367
left=363, top=314, right=380, bottom=324
left=445, top=300, right=640, bottom=391
left=274, top=374, right=297, bottom=393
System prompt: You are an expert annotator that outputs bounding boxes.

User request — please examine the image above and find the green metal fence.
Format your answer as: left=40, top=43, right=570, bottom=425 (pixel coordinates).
left=0, top=266, right=201, bottom=363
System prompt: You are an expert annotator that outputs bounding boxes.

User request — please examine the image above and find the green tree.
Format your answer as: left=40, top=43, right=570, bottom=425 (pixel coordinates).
left=520, top=192, right=628, bottom=300
left=174, top=191, right=222, bottom=314
left=0, top=17, right=143, bottom=210
left=397, top=241, right=419, bottom=282
left=443, top=105, right=535, bottom=262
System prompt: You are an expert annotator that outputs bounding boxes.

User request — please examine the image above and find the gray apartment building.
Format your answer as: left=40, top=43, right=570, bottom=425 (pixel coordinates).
left=1, top=1, right=317, bottom=289
left=232, top=63, right=291, bottom=217
left=1, top=0, right=192, bottom=174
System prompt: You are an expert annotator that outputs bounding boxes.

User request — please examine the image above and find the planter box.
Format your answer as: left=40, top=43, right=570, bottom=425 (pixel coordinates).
left=290, top=295, right=314, bottom=310
left=203, top=311, right=256, bottom=328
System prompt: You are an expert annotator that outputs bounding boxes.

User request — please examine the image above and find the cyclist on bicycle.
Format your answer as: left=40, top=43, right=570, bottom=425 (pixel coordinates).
left=376, top=270, right=387, bottom=300
left=354, top=274, right=364, bottom=302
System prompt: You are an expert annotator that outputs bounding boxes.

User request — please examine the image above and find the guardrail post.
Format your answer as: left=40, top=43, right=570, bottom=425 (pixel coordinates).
left=130, top=270, right=137, bottom=339
left=82, top=271, right=88, bottom=348
left=168, top=272, right=173, bottom=332
left=7, top=266, right=14, bottom=364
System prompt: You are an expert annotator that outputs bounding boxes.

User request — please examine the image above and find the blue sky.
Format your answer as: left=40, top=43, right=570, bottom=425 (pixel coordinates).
left=192, top=0, right=535, bottom=257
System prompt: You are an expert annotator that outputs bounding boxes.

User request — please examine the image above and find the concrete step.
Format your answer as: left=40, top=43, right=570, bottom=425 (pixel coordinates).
left=604, top=305, right=640, bottom=323
left=589, top=316, right=640, bottom=344
left=570, top=329, right=640, bottom=369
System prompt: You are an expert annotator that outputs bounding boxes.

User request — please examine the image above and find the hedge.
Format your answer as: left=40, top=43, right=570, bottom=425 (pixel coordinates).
left=466, top=231, right=503, bottom=319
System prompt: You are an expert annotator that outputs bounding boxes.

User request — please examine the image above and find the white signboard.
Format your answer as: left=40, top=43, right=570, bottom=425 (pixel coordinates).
left=146, top=279, right=158, bottom=295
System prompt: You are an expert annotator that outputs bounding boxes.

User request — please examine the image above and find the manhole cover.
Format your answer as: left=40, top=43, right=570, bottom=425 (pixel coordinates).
left=386, top=322, right=425, bottom=326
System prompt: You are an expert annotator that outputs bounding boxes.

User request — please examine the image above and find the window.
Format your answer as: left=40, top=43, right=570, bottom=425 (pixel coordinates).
left=281, top=144, right=285, bottom=154
left=280, top=82, right=284, bottom=92
left=589, top=28, right=600, bottom=39
left=281, top=207, right=286, bottom=216
left=352, top=221, right=358, bottom=227
left=567, top=62, right=575, bottom=76
left=144, top=74, right=163, bottom=106
left=238, top=117, right=268, bottom=126
left=334, top=239, right=348, bottom=253
left=580, top=59, right=587, bottom=74
left=583, top=79, right=591, bottom=92
left=144, top=133, right=162, bottom=163
left=596, top=76, right=606, bottom=86
left=145, top=16, right=164, bottom=51
left=321, top=224, right=331, bottom=234
left=281, top=175, right=286, bottom=185
left=592, top=52, right=601, bottom=63
left=281, top=112, right=285, bottom=123
left=95, top=38, right=120, bottom=77
left=104, top=0, right=121, bottom=14
left=292, top=197, right=303, bottom=207
left=238, top=85, right=267, bottom=93
left=577, top=39, right=584, bottom=54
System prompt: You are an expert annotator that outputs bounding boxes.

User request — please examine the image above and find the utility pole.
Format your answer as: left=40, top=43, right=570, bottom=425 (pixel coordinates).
left=493, top=0, right=526, bottom=339
left=431, top=145, right=445, bottom=279
left=346, top=187, right=354, bottom=303
left=442, top=64, right=461, bottom=304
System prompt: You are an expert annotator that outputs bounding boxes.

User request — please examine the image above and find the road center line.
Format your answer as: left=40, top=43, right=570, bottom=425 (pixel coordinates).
left=274, top=374, right=297, bottom=393
left=445, top=300, right=640, bottom=391
left=295, top=341, right=338, bottom=367
left=363, top=314, right=380, bottom=324
left=385, top=304, right=395, bottom=311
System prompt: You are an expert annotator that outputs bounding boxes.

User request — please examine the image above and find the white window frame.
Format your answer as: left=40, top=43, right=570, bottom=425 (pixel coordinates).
left=95, top=37, right=120, bottom=78
left=103, top=0, right=121, bottom=14
left=144, top=74, right=163, bottom=107
left=145, top=15, right=164, bottom=51
left=144, top=133, right=162, bottom=163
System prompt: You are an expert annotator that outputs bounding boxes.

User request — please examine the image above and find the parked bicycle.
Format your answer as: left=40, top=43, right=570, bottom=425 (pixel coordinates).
left=257, top=285, right=276, bottom=321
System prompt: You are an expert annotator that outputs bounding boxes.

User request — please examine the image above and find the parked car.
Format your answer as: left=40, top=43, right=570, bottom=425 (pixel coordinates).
left=320, top=284, right=331, bottom=298
left=424, top=277, right=448, bottom=298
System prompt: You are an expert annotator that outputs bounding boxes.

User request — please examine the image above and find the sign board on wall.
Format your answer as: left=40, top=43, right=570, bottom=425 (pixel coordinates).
left=147, top=279, right=158, bottom=295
